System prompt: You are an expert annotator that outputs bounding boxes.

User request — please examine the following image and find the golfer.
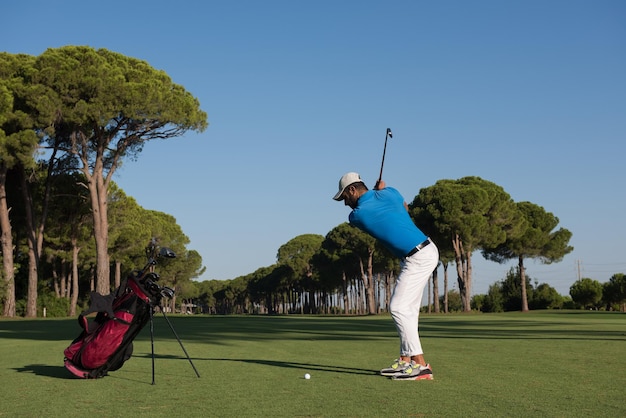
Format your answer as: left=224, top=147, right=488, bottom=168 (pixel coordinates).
left=333, top=172, right=439, bottom=380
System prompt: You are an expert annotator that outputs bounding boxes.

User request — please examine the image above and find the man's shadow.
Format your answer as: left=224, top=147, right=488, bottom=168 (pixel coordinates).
left=14, top=357, right=378, bottom=380
left=213, top=358, right=378, bottom=376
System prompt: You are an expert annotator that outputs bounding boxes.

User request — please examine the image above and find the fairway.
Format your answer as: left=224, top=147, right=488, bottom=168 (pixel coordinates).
left=0, top=311, right=624, bottom=417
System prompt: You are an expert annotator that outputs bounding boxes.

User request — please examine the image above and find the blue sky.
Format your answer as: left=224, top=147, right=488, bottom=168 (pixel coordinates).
left=3, top=0, right=625, bottom=296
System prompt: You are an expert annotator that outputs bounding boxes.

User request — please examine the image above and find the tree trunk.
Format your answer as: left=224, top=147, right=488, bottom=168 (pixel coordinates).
left=359, top=279, right=366, bottom=314
left=358, top=257, right=366, bottom=313
left=0, top=165, right=16, bottom=317
left=383, top=272, right=389, bottom=312
left=89, top=264, right=95, bottom=292
left=427, top=278, right=432, bottom=313
left=342, top=271, right=348, bottom=314
left=443, top=262, right=449, bottom=313
left=432, top=264, right=440, bottom=313
left=452, top=234, right=472, bottom=311
left=374, top=273, right=379, bottom=314
left=25, top=244, right=38, bottom=316
left=87, top=168, right=111, bottom=295
left=64, top=266, right=71, bottom=299
left=69, top=240, right=80, bottom=316
left=365, top=251, right=376, bottom=314
left=76, top=130, right=112, bottom=296
left=352, top=280, right=358, bottom=314
left=19, top=145, right=56, bottom=317
left=20, top=171, right=39, bottom=317
left=519, top=256, right=529, bottom=312
left=453, top=235, right=464, bottom=304
left=114, top=260, right=122, bottom=289
left=465, top=255, right=473, bottom=311
left=169, top=294, right=176, bottom=314
left=385, top=272, right=392, bottom=313
left=52, top=263, right=61, bottom=297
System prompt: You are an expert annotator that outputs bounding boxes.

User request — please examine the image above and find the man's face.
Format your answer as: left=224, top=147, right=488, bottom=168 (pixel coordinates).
left=341, top=185, right=360, bottom=209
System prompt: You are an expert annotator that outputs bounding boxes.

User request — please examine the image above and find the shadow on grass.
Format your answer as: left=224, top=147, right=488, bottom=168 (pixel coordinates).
left=12, top=362, right=181, bottom=384
left=12, top=362, right=184, bottom=384
left=131, top=353, right=377, bottom=375
left=1, top=312, right=624, bottom=345
left=220, top=358, right=377, bottom=375
left=13, top=364, right=73, bottom=379
left=12, top=356, right=376, bottom=383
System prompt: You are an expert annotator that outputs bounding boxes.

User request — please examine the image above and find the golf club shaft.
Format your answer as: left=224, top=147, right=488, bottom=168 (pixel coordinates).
left=377, top=128, right=392, bottom=186
left=150, top=307, right=155, bottom=385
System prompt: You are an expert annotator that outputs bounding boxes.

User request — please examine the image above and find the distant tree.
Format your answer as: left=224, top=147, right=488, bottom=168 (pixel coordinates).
left=371, top=244, right=399, bottom=313
left=32, top=46, right=208, bottom=295
left=410, top=192, right=453, bottom=314
left=561, top=296, right=576, bottom=310
left=277, top=234, right=324, bottom=278
left=500, top=267, right=534, bottom=311
left=251, top=264, right=294, bottom=314
left=470, top=294, right=486, bottom=311
left=177, top=279, right=200, bottom=314
left=569, top=278, right=602, bottom=309
left=311, top=230, right=351, bottom=313
left=483, top=201, right=573, bottom=312
left=481, top=283, right=505, bottom=313
left=248, top=265, right=280, bottom=314
left=442, top=289, right=463, bottom=312
left=277, top=234, right=324, bottom=313
left=411, top=177, right=525, bottom=311
left=161, top=248, right=204, bottom=314
left=530, top=283, right=563, bottom=310
left=327, top=223, right=378, bottom=314
left=602, top=273, right=626, bottom=312
left=195, top=279, right=222, bottom=314
left=223, top=275, right=252, bottom=314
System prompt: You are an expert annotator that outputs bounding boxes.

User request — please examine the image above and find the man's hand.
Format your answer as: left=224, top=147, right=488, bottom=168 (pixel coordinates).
left=374, top=180, right=386, bottom=190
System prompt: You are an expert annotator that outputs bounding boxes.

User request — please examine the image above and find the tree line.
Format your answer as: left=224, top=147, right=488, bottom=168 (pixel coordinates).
left=186, top=229, right=626, bottom=316
left=2, top=47, right=625, bottom=318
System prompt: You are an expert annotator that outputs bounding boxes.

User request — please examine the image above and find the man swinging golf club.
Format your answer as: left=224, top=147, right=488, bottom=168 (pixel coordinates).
left=332, top=134, right=439, bottom=380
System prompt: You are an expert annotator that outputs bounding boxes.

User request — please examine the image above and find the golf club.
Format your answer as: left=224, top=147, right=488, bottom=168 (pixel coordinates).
left=376, top=128, right=392, bottom=188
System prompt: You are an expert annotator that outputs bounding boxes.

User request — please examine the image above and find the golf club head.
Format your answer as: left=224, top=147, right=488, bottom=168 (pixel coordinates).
left=386, top=128, right=392, bottom=138
left=159, top=247, right=177, bottom=258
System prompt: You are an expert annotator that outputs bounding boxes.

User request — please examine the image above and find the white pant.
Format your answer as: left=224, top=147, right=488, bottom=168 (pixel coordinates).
left=389, top=242, right=439, bottom=357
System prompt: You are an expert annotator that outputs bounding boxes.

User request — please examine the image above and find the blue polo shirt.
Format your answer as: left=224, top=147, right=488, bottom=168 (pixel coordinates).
left=349, top=187, right=427, bottom=258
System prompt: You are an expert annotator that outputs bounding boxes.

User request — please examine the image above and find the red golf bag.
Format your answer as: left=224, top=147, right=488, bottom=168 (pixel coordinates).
left=63, top=271, right=165, bottom=379
left=64, top=244, right=199, bottom=382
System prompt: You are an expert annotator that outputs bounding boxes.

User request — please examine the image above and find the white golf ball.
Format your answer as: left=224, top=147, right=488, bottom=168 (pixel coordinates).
left=304, top=373, right=311, bottom=380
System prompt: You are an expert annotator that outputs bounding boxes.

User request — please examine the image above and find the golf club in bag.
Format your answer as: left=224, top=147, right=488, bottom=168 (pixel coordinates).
left=376, top=128, right=392, bottom=188
left=63, top=240, right=200, bottom=383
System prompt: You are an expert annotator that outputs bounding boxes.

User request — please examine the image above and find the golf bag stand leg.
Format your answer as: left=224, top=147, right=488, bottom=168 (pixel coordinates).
left=150, top=307, right=156, bottom=385
left=161, top=310, right=201, bottom=378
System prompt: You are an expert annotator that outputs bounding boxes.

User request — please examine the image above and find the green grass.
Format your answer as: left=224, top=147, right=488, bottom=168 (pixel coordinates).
left=1, top=311, right=625, bottom=417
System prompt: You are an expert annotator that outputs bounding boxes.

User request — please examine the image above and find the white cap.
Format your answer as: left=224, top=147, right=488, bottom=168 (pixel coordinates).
left=333, top=172, right=363, bottom=200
